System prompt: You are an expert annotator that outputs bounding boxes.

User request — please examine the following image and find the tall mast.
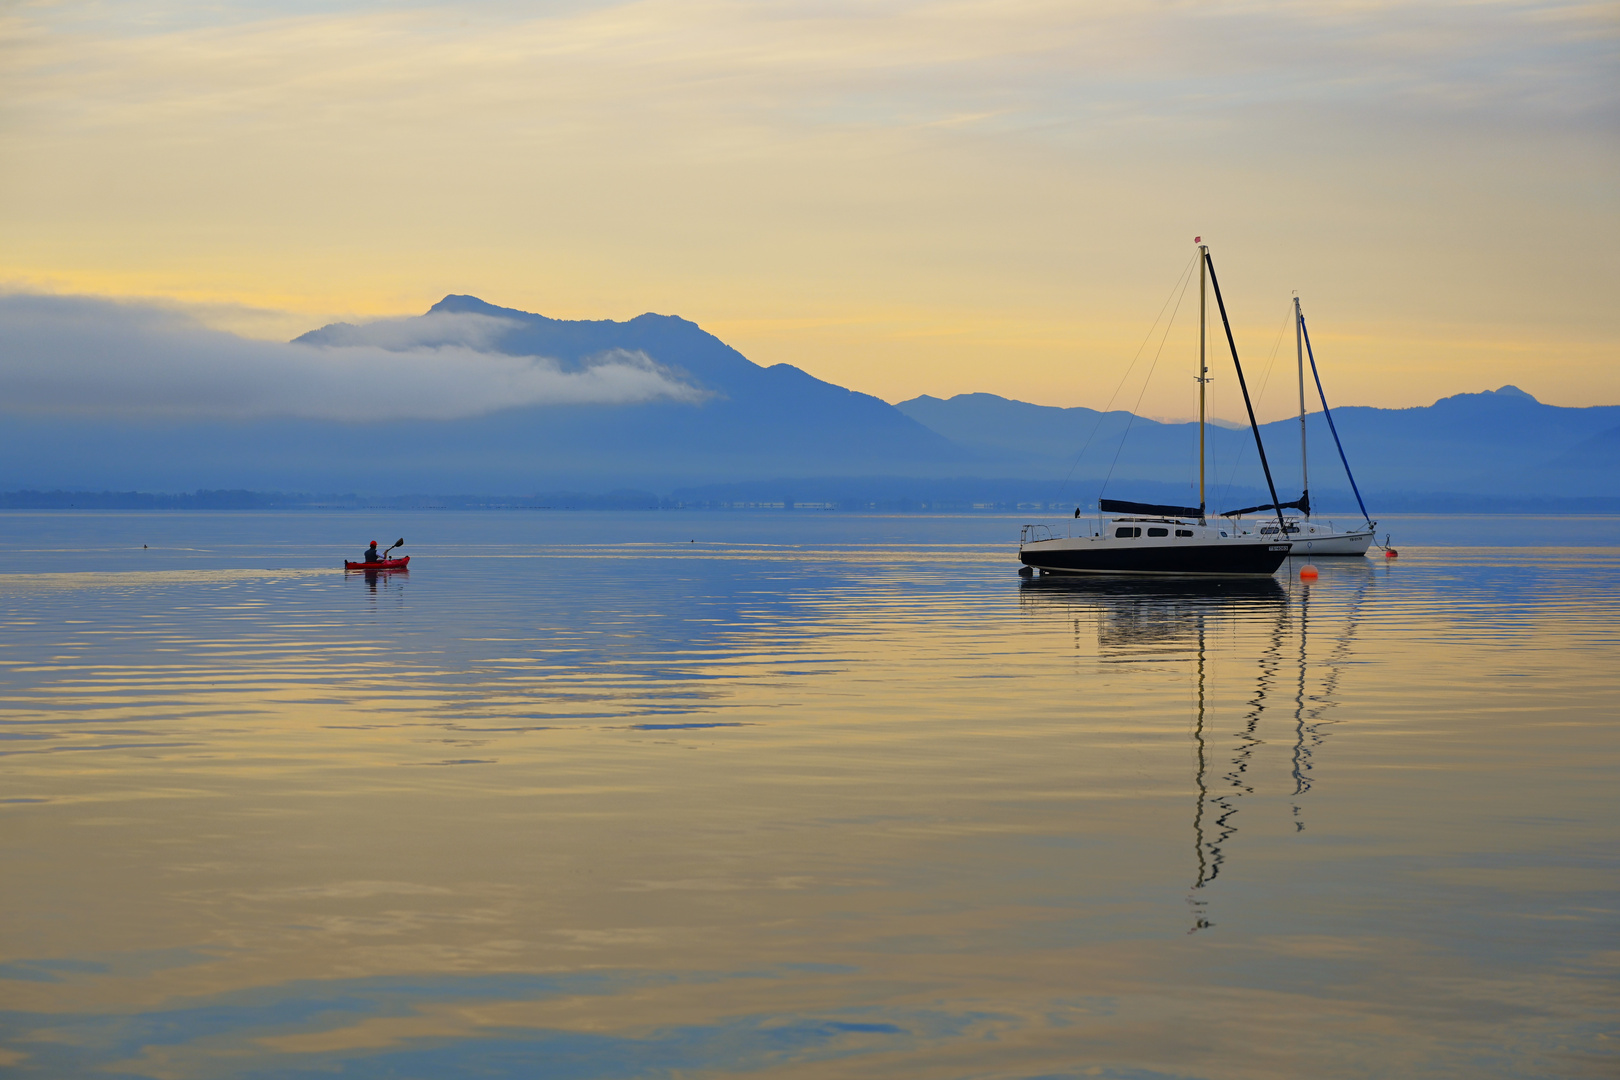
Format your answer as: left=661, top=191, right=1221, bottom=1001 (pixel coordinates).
left=1301, top=311, right=1374, bottom=528
left=1198, top=243, right=1208, bottom=517
left=1204, top=248, right=1290, bottom=537
left=1296, top=296, right=1308, bottom=515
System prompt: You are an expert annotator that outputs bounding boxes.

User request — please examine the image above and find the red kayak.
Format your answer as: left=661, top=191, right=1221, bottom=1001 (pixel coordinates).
left=344, top=556, right=410, bottom=571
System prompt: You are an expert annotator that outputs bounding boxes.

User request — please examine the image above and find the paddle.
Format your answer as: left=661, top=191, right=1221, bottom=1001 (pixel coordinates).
left=381, top=538, right=405, bottom=559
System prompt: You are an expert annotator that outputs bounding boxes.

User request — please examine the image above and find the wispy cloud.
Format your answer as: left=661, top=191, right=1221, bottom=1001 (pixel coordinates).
left=299, top=311, right=525, bottom=352
left=10, top=0, right=1611, bottom=136
left=0, top=295, right=705, bottom=421
left=1, top=0, right=1614, bottom=412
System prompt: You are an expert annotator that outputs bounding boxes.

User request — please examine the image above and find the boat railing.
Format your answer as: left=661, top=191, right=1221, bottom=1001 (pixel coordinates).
left=1020, top=524, right=1060, bottom=545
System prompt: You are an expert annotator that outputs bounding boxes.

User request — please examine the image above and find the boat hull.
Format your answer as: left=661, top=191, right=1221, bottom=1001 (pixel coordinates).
left=344, top=556, right=409, bottom=570
left=1232, top=520, right=1375, bottom=556
left=1286, top=530, right=1374, bottom=556
left=1020, top=539, right=1291, bottom=577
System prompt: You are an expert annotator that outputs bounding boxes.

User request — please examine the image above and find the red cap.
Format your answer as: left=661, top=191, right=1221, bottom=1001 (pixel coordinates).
left=370, top=540, right=377, bottom=545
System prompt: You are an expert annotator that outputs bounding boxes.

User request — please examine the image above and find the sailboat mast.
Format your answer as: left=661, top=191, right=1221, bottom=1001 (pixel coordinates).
left=1296, top=296, right=1308, bottom=515
left=1199, top=244, right=1208, bottom=517
left=1300, top=312, right=1375, bottom=528
left=1204, top=248, right=1290, bottom=537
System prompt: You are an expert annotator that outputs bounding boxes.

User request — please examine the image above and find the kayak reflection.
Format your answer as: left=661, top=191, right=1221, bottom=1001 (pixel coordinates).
left=355, top=566, right=409, bottom=595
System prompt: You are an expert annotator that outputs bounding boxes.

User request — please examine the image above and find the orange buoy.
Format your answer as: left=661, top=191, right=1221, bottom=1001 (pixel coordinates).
left=1385, top=549, right=1399, bottom=559
left=1299, top=563, right=1319, bottom=580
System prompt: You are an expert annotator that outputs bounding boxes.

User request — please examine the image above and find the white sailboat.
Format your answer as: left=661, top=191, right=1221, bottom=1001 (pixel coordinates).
left=1222, top=297, right=1376, bottom=556
left=1019, top=243, right=1295, bottom=576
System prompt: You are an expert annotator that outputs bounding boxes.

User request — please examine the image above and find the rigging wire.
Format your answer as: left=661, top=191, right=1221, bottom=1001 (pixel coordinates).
left=1053, top=252, right=1199, bottom=507
left=1096, top=259, right=1198, bottom=507
left=1213, top=298, right=1295, bottom=514
left=1251, top=302, right=1294, bottom=408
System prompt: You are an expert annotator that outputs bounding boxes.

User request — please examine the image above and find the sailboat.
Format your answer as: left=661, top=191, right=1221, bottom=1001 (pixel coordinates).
left=1221, top=298, right=1376, bottom=556
left=1019, top=242, right=1294, bottom=576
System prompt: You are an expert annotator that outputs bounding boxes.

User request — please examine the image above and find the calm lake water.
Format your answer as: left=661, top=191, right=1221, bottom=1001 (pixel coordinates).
left=1, top=511, right=1616, bottom=1079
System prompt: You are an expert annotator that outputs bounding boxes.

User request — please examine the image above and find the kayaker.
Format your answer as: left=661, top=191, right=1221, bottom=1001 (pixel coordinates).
left=362, top=540, right=380, bottom=563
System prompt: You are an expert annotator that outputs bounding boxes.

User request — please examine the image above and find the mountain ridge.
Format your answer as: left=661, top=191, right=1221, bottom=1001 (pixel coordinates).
left=895, top=386, right=1620, bottom=500
left=1, top=295, right=1614, bottom=501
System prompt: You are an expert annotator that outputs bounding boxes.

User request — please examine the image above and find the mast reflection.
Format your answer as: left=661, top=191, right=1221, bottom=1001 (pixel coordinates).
left=1020, top=572, right=1369, bottom=932
left=1289, top=563, right=1373, bottom=830
left=1020, top=575, right=1287, bottom=930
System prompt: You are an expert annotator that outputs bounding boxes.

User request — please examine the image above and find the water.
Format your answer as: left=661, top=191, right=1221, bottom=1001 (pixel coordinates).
left=1, top=511, right=1616, bottom=1079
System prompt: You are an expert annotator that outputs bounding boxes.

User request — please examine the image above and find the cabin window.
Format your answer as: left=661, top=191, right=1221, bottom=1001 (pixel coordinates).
left=1176, top=529, right=1194, bottom=537
left=1261, top=526, right=1279, bottom=535
left=1220, top=531, right=1228, bottom=537
left=1147, top=527, right=1169, bottom=537
left=1114, top=527, right=1141, bottom=538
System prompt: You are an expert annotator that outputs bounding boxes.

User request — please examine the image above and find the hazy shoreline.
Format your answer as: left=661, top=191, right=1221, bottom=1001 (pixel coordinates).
left=5, top=488, right=1620, bottom=516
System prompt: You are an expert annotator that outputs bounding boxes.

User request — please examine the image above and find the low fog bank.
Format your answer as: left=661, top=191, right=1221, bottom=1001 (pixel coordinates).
left=0, top=294, right=705, bottom=421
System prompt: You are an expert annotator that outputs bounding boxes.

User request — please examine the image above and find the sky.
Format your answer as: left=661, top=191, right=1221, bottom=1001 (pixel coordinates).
left=2, top=0, right=1616, bottom=421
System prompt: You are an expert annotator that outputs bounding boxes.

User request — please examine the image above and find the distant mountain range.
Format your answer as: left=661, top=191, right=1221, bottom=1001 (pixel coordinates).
left=1, top=296, right=978, bottom=495
left=895, top=386, right=1620, bottom=503
left=3, top=295, right=1616, bottom=510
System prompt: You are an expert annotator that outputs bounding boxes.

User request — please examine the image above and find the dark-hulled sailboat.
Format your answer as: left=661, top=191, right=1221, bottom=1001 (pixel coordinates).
left=1019, top=242, right=1294, bottom=577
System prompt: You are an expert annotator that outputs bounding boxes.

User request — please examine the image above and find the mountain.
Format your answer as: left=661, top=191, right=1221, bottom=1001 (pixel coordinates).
left=896, top=387, right=1620, bottom=503
left=1537, top=423, right=1620, bottom=493
left=0, top=297, right=989, bottom=494
left=2, top=293, right=1615, bottom=505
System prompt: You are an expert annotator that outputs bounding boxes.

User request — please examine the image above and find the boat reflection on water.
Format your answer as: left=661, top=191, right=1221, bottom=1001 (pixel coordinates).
left=1020, top=568, right=1373, bottom=932
left=1288, top=563, right=1373, bottom=838
left=354, top=566, right=409, bottom=595
left=1019, top=574, right=1286, bottom=649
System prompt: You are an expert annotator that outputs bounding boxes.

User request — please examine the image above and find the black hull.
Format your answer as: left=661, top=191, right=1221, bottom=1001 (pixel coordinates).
left=1020, top=541, right=1290, bottom=577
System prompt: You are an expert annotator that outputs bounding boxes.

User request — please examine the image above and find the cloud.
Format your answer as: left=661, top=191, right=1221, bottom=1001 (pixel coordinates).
left=13, top=0, right=1614, bottom=141
left=297, top=311, right=526, bottom=352
left=0, top=294, right=707, bottom=421
left=1, top=0, right=1614, bottom=414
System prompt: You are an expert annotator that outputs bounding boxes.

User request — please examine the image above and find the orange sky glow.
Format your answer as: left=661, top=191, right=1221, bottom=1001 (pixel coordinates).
left=2, top=0, right=1615, bottom=421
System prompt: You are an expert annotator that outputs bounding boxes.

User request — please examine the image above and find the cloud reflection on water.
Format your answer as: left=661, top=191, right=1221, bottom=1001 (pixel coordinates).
left=4, top=967, right=975, bottom=1080
left=0, top=513, right=1616, bottom=1077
